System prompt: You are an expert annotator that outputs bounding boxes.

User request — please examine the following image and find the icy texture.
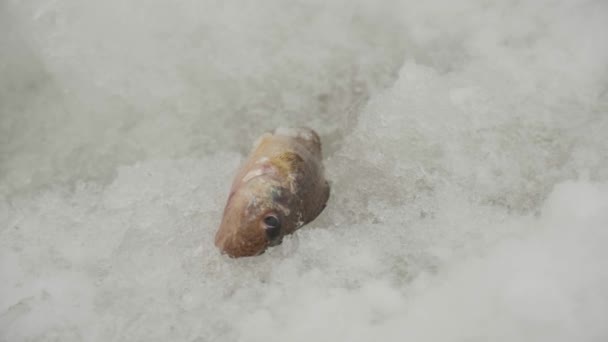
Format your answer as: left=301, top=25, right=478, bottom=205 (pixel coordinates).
left=1, top=0, right=608, bottom=341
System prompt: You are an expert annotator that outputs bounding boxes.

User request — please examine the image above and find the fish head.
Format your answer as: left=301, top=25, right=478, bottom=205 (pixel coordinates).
left=214, top=176, right=295, bottom=257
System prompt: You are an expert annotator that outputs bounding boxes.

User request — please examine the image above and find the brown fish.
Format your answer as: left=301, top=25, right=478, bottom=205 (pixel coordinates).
left=214, top=127, right=330, bottom=257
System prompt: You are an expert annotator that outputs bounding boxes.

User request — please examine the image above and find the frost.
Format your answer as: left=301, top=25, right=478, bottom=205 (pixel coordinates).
left=1, top=0, right=608, bottom=341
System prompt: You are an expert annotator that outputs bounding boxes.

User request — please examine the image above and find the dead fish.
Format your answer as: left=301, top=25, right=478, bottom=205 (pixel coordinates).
left=214, top=127, right=330, bottom=257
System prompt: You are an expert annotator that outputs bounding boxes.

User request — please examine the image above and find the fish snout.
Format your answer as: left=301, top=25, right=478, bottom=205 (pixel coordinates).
left=215, top=211, right=285, bottom=257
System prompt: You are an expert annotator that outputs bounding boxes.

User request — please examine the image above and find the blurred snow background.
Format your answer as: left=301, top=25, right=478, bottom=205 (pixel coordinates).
left=1, top=0, right=608, bottom=341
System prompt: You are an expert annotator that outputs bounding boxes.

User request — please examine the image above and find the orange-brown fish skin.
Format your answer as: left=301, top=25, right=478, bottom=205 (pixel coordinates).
left=214, top=127, right=330, bottom=258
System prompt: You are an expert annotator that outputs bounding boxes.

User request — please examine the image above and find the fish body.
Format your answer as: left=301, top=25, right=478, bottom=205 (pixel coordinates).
left=214, top=127, right=330, bottom=257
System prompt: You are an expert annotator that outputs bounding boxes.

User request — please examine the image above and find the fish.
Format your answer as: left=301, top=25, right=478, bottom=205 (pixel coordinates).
left=214, top=127, right=330, bottom=257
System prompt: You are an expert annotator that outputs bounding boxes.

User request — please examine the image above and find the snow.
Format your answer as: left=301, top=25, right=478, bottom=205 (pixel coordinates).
left=1, top=0, right=608, bottom=341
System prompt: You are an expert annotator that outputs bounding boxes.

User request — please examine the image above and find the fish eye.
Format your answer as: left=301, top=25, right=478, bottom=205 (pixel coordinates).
left=263, top=215, right=281, bottom=240
left=264, top=215, right=279, bottom=228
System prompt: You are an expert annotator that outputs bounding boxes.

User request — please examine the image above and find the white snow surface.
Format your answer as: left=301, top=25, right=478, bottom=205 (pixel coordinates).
left=1, top=0, right=608, bottom=341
